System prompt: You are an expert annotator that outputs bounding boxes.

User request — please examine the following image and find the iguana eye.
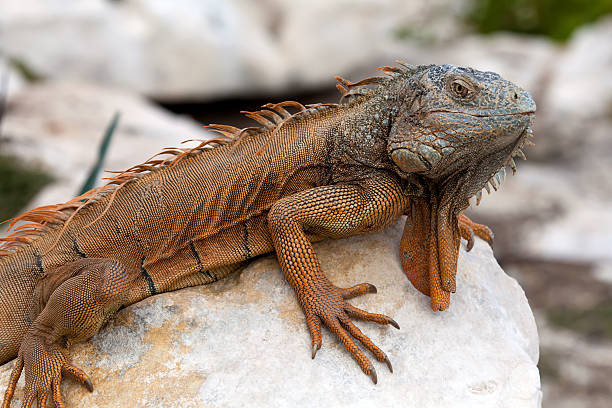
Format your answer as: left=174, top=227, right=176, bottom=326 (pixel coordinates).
left=451, top=81, right=470, bottom=98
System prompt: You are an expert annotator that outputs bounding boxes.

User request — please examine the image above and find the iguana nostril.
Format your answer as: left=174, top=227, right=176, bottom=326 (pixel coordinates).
left=513, top=92, right=518, bottom=100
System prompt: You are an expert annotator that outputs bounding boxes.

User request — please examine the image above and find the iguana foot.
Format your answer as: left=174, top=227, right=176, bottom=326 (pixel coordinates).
left=302, top=281, right=398, bottom=384
left=458, top=215, right=494, bottom=251
left=2, top=330, right=93, bottom=408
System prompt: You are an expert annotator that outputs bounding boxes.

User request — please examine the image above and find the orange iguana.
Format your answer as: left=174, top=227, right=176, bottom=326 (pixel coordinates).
left=0, top=63, right=535, bottom=407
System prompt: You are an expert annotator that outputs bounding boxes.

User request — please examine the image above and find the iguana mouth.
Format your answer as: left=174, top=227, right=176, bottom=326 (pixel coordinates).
left=390, top=110, right=536, bottom=179
left=428, top=110, right=536, bottom=118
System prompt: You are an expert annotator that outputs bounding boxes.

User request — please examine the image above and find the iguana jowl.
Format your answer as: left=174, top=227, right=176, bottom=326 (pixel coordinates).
left=0, top=63, right=535, bottom=407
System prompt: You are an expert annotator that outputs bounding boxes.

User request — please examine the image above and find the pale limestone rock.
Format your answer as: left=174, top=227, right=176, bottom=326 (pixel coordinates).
left=273, top=0, right=468, bottom=88
left=0, top=221, right=541, bottom=407
left=385, top=33, right=559, bottom=96
left=0, top=0, right=468, bottom=100
left=1, top=0, right=559, bottom=109
left=514, top=16, right=612, bottom=161
left=470, top=161, right=612, bottom=271
left=543, top=16, right=612, bottom=120
left=0, top=0, right=571, bottom=112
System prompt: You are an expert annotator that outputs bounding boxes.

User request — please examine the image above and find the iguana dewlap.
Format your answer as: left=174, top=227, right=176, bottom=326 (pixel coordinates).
left=0, top=63, right=535, bottom=407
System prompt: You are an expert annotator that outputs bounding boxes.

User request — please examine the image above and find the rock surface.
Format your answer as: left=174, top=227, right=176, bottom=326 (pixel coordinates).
left=0, top=221, right=541, bottom=407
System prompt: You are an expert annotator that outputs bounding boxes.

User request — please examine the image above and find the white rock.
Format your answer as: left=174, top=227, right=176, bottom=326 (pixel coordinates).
left=543, top=16, right=612, bottom=120
left=0, top=0, right=469, bottom=100
left=527, top=16, right=612, bottom=160
left=0, top=0, right=283, bottom=99
left=472, top=160, right=612, bottom=266
left=1, top=0, right=574, bottom=113
left=275, top=0, right=468, bottom=88
left=0, top=221, right=541, bottom=407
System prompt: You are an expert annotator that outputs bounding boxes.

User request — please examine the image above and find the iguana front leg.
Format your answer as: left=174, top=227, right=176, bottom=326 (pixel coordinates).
left=2, top=258, right=140, bottom=408
left=267, top=173, right=409, bottom=383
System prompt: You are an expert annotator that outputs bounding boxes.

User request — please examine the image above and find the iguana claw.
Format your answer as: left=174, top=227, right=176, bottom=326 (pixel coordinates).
left=458, top=215, right=494, bottom=251
left=311, top=343, right=321, bottom=359
left=384, top=354, right=393, bottom=373
left=385, top=316, right=400, bottom=330
left=339, top=282, right=377, bottom=299
left=369, top=365, right=378, bottom=384
left=62, top=363, right=94, bottom=392
left=85, top=378, right=94, bottom=393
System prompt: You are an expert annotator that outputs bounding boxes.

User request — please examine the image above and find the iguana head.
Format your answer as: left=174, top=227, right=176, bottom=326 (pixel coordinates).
left=388, top=64, right=535, bottom=202
left=382, top=64, right=535, bottom=309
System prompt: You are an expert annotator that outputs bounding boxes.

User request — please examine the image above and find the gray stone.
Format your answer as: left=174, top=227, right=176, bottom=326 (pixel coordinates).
left=0, top=221, right=541, bottom=407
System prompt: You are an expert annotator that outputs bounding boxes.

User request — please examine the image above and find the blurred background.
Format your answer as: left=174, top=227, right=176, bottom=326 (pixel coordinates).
left=1, top=1, right=611, bottom=406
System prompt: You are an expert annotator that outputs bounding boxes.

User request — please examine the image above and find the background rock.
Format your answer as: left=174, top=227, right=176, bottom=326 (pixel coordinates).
left=0, top=222, right=541, bottom=407
left=0, top=0, right=469, bottom=100
left=543, top=16, right=612, bottom=120
left=532, top=16, right=612, bottom=161
left=0, top=81, right=209, bottom=210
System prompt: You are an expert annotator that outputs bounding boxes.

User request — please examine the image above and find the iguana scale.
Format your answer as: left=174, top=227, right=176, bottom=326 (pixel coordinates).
left=0, top=63, right=535, bottom=407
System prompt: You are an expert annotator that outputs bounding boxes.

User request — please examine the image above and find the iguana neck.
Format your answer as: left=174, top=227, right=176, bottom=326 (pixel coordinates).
left=330, top=85, right=410, bottom=172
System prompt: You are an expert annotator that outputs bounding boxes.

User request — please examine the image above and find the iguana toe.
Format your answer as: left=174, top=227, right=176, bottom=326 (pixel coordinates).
left=311, top=343, right=321, bottom=359
left=459, top=215, right=494, bottom=250
left=62, top=363, right=94, bottom=392
left=384, top=354, right=393, bottom=373
left=369, top=365, right=378, bottom=384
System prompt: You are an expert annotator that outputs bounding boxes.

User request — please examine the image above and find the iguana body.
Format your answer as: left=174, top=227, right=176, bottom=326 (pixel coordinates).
left=0, top=63, right=535, bottom=407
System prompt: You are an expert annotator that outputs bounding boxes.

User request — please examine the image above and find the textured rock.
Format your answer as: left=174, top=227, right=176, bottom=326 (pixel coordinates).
left=0, top=221, right=541, bottom=407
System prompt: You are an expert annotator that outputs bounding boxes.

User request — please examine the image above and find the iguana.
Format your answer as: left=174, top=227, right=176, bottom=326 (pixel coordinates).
left=0, top=63, right=535, bottom=407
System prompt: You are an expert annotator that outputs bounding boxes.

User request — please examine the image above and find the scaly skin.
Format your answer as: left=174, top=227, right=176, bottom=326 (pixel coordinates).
left=0, top=63, right=535, bottom=406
